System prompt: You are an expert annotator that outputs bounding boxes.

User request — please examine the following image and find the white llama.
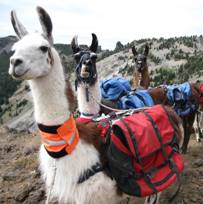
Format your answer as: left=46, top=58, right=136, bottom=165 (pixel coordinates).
left=71, top=35, right=162, bottom=204
left=9, top=7, right=126, bottom=204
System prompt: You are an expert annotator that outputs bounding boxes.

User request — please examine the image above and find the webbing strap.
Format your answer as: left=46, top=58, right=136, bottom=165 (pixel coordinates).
left=143, top=112, right=169, bottom=161
left=143, top=110, right=180, bottom=183
left=119, top=118, right=157, bottom=194
left=134, top=93, right=147, bottom=106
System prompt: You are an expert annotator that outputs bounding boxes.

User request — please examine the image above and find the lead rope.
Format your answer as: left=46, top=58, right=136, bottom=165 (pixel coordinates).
left=46, top=159, right=57, bottom=204
left=86, top=88, right=150, bottom=113
left=85, top=83, right=90, bottom=102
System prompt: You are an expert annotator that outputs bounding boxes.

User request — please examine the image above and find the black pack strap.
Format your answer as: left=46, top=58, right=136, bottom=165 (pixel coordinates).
left=119, top=118, right=157, bottom=194
left=146, top=150, right=174, bottom=177
left=135, top=93, right=147, bottom=106
left=119, top=118, right=143, bottom=164
left=143, top=110, right=181, bottom=188
left=161, top=105, right=182, bottom=151
left=168, top=158, right=181, bottom=184
left=77, top=163, right=103, bottom=184
left=143, top=111, right=169, bottom=161
left=143, top=173, right=158, bottom=195
left=168, top=181, right=181, bottom=203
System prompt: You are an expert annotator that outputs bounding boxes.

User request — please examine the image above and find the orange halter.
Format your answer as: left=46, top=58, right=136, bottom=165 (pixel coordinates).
left=38, top=115, right=79, bottom=158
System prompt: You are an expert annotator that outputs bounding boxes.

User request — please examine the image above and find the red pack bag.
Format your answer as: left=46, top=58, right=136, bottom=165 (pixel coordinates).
left=108, top=105, right=184, bottom=197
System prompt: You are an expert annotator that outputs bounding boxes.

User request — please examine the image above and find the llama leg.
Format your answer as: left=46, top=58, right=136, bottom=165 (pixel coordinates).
left=144, top=193, right=161, bottom=204
left=195, top=122, right=201, bottom=142
left=181, top=113, right=195, bottom=153
left=196, top=112, right=202, bottom=142
left=195, top=126, right=200, bottom=142
left=181, top=117, right=189, bottom=154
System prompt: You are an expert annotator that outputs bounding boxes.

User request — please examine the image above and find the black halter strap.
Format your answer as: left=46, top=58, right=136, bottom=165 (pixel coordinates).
left=75, top=52, right=97, bottom=86
left=75, top=51, right=97, bottom=102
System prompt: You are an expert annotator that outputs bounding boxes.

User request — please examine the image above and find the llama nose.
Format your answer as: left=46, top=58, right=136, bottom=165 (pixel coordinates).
left=84, top=59, right=91, bottom=65
left=10, top=58, right=23, bottom=67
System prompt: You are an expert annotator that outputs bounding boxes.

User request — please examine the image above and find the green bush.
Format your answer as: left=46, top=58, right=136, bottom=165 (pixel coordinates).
left=0, top=51, right=21, bottom=108
left=177, top=53, right=203, bottom=81
left=151, top=67, right=177, bottom=86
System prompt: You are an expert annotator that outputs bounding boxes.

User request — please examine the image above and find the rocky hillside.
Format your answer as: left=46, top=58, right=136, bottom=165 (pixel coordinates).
left=0, top=126, right=203, bottom=204
left=1, top=35, right=203, bottom=132
left=97, top=35, right=203, bottom=85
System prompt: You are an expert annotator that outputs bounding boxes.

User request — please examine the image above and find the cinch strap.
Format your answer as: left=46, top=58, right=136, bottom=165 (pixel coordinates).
left=78, top=163, right=103, bottom=184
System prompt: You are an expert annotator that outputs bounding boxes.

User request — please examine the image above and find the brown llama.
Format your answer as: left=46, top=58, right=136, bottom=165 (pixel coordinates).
left=131, top=44, right=150, bottom=89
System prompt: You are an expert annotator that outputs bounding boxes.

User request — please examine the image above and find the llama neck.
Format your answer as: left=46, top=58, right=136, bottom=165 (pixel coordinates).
left=77, top=81, right=101, bottom=116
left=140, top=66, right=150, bottom=89
left=132, top=71, right=140, bottom=90
left=29, top=49, right=70, bottom=125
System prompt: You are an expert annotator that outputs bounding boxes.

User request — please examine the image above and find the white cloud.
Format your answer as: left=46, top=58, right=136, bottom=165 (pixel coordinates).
left=0, top=0, right=203, bottom=49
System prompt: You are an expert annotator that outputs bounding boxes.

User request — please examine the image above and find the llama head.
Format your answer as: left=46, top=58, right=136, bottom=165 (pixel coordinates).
left=9, top=6, right=54, bottom=80
left=71, top=33, right=98, bottom=87
left=131, top=44, right=149, bottom=72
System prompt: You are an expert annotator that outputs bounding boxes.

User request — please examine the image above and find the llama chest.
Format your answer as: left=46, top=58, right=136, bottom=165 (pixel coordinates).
left=39, top=141, right=119, bottom=204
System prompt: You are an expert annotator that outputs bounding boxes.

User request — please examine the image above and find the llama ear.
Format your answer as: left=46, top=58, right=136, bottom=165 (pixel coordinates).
left=144, top=44, right=149, bottom=56
left=10, top=10, right=28, bottom=39
left=36, top=6, right=53, bottom=45
left=131, top=46, right=137, bottom=56
left=89, top=33, right=98, bottom=53
left=71, top=35, right=80, bottom=54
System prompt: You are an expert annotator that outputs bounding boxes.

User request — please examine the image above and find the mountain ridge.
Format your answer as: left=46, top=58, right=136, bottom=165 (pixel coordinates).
left=1, top=34, right=203, bottom=132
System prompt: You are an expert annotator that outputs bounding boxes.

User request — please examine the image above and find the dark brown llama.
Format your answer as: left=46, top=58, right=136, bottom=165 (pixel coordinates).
left=131, top=44, right=150, bottom=89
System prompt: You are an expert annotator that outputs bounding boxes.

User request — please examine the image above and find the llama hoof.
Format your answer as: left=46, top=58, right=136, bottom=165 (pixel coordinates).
left=181, top=148, right=187, bottom=154
left=196, top=138, right=201, bottom=143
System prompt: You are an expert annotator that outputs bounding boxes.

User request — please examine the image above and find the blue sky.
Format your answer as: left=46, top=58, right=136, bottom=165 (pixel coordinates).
left=1, top=0, right=203, bottom=50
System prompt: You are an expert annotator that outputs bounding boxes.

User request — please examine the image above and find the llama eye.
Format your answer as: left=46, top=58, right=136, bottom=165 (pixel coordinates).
left=40, top=46, right=48, bottom=53
left=10, top=50, right=15, bottom=56
left=74, top=53, right=81, bottom=61
left=90, top=53, right=97, bottom=60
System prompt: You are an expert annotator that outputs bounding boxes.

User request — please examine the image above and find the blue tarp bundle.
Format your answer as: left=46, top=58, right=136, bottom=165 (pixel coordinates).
left=118, top=90, right=154, bottom=109
left=100, top=77, right=131, bottom=101
left=100, top=77, right=154, bottom=109
left=166, top=82, right=192, bottom=104
left=166, top=82, right=197, bottom=116
left=100, top=78, right=198, bottom=116
left=166, top=82, right=198, bottom=116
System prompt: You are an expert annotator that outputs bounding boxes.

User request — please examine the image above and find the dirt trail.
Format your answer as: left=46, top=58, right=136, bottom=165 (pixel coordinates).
left=0, top=126, right=203, bottom=204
